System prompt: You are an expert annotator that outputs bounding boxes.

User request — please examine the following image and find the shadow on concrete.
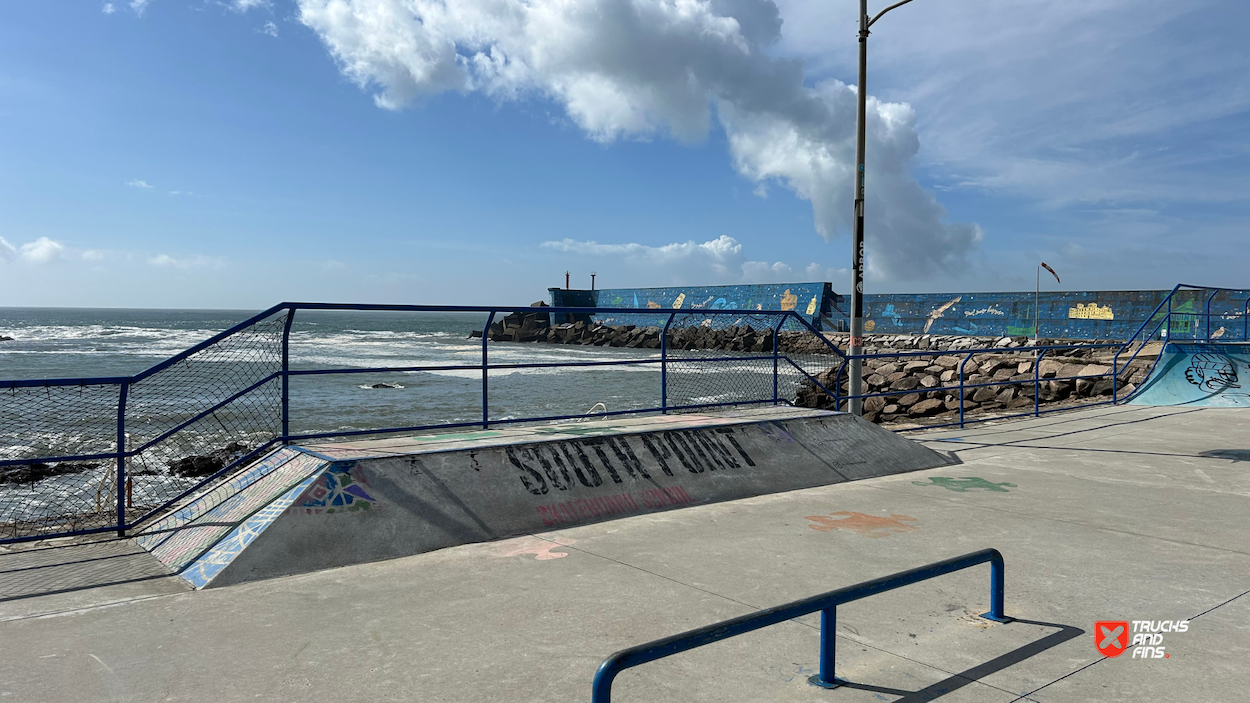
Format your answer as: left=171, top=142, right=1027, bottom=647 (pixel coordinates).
left=0, top=537, right=173, bottom=602
left=1199, top=449, right=1250, bottom=463
left=835, top=618, right=1084, bottom=702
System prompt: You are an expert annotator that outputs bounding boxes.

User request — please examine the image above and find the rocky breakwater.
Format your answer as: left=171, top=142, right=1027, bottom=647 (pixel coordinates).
left=472, top=303, right=795, bottom=351
left=796, top=351, right=1153, bottom=424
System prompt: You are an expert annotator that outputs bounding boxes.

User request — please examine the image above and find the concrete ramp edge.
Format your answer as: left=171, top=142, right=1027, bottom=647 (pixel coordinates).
left=200, top=410, right=951, bottom=588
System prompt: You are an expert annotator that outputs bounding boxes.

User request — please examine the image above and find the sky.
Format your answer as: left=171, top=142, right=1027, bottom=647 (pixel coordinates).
left=0, top=0, right=1247, bottom=309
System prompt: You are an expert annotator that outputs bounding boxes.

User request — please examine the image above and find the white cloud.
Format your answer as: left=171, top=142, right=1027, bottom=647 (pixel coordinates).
left=233, top=0, right=271, bottom=11
left=543, top=235, right=835, bottom=285
left=126, top=179, right=154, bottom=189
left=17, top=237, right=65, bottom=264
left=0, top=237, right=16, bottom=263
left=774, top=0, right=1250, bottom=210
left=147, top=254, right=225, bottom=269
left=261, top=21, right=279, bottom=37
left=130, top=0, right=151, bottom=15
left=102, top=3, right=116, bottom=13
left=297, top=0, right=982, bottom=280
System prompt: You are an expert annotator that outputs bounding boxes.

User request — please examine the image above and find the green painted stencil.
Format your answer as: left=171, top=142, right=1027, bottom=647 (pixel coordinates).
left=912, top=477, right=1017, bottom=492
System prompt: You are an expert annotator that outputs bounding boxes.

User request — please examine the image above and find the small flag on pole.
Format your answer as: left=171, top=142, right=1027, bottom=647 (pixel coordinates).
left=1041, top=262, right=1060, bottom=284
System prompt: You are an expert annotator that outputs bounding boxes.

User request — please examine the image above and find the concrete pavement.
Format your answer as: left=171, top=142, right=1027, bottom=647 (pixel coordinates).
left=0, top=404, right=1246, bottom=702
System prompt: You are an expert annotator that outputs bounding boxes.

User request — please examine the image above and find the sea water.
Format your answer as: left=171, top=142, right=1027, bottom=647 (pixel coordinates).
left=0, top=307, right=676, bottom=441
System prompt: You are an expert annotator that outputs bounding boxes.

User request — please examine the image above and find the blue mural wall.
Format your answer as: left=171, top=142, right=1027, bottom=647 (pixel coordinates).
left=550, top=285, right=1250, bottom=340
left=549, top=283, right=843, bottom=329
left=851, top=289, right=1250, bottom=340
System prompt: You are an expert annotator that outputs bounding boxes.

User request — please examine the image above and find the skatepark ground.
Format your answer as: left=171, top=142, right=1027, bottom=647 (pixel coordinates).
left=1, top=404, right=1247, bottom=702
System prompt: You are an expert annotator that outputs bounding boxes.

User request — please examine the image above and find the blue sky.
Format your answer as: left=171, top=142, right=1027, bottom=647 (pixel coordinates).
left=1, top=0, right=1247, bottom=308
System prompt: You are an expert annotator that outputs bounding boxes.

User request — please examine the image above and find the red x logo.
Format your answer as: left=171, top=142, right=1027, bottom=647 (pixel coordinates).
left=1096, top=621, right=1129, bottom=657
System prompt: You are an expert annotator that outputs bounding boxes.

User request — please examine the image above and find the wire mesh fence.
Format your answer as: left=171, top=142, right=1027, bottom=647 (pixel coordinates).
left=0, top=383, right=124, bottom=541
left=663, top=312, right=840, bottom=411
left=124, top=311, right=288, bottom=521
left=0, top=309, right=290, bottom=542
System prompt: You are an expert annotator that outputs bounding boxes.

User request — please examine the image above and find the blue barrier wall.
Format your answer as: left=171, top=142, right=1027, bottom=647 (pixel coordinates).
left=854, top=289, right=1250, bottom=340
left=549, top=283, right=843, bottom=329
left=549, top=285, right=1250, bottom=340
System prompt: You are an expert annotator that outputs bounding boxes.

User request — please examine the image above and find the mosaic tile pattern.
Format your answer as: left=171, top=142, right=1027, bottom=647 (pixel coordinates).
left=135, top=447, right=300, bottom=550
left=291, top=461, right=379, bottom=515
left=146, top=453, right=328, bottom=571
left=179, top=473, right=321, bottom=589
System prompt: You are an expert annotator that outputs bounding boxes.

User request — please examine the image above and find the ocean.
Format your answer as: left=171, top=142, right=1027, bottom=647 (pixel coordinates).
left=0, top=307, right=673, bottom=439
left=0, top=307, right=786, bottom=532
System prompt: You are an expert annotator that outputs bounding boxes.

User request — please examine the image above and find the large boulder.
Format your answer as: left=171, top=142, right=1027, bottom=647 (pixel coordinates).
left=909, top=398, right=945, bottom=416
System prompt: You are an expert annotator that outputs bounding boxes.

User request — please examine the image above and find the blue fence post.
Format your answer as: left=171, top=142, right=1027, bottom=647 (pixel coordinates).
left=1204, top=290, right=1217, bottom=341
left=1165, top=295, right=1172, bottom=342
left=809, top=607, right=845, bottom=689
left=281, top=308, right=295, bottom=443
left=772, top=315, right=785, bottom=405
left=481, top=311, right=496, bottom=429
left=982, top=550, right=1011, bottom=622
left=116, top=380, right=129, bottom=537
left=1034, top=349, right=1045, bottom=417
left=1244, top=297, right=1250, bottom=342
left=661, top=312, right=675, bottom=414
left=958, top=352, right=973, bottom=428
left=835, top=359, right=847, bottom=412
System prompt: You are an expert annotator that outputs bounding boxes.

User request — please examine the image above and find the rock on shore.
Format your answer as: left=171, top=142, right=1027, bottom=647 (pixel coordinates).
left=796, top=352, right=1151, bottom=424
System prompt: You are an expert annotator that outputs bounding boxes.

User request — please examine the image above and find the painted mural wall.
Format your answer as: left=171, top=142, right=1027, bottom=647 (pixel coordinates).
left=549, top=283, right=842, bottom=329
left=549, top=285, right=1249, bottom=341
left=856, top=289, right=1249, bottom=340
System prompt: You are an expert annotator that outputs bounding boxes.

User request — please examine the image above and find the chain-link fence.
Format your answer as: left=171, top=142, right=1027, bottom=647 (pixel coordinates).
left=1, top=308, right=290, bottom=543
left=0, top=382, right=125, bottom=540
left=663, top=311, right=842, bottom=411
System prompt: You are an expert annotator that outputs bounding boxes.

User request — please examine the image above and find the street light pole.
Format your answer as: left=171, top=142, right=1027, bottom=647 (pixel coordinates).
left=848, top=0, right=917, bottom=415
left=848, top=0, right=869, bottom=415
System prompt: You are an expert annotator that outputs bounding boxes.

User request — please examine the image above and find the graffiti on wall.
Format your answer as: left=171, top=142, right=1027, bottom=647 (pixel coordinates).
left=550, top=282, right=840, bottom=329
left=1184, top=353, right=1241, bottom=392
left=503, top=426, right=760, bottom=526
left=507, top=426, right=757, bottom=496
left=1069, top=303, right=1114, bottom=320
left=293, top=462, right=380, bottom=515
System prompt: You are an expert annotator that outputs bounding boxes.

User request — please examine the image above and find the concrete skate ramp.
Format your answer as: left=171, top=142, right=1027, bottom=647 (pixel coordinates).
left=1128, top=343, right=1250, bottom=407
left=140, top=407, right=951, bottom=588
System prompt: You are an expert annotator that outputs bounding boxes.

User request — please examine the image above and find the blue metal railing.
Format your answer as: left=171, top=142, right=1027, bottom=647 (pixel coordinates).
left=1, top=303, right=841, bottom=543
left=590, top=549, right=1010, bottom=702
left=5, top=286, right=1249, bottom=543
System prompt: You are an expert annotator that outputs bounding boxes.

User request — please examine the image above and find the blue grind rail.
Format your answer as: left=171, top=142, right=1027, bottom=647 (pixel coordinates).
left=590, top=549, right=1011, bottom=702
left=3, top=284, right=1247, bottom=544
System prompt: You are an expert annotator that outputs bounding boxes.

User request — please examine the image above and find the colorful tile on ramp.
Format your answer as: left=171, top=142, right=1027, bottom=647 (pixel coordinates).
left=1129, top=343, right=1250, bottom=407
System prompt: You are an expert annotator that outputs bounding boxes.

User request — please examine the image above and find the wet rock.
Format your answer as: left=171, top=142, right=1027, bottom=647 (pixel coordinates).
left=0, top=461, right=99, bottom=485
left=169, top=442, right=251, bottom=478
